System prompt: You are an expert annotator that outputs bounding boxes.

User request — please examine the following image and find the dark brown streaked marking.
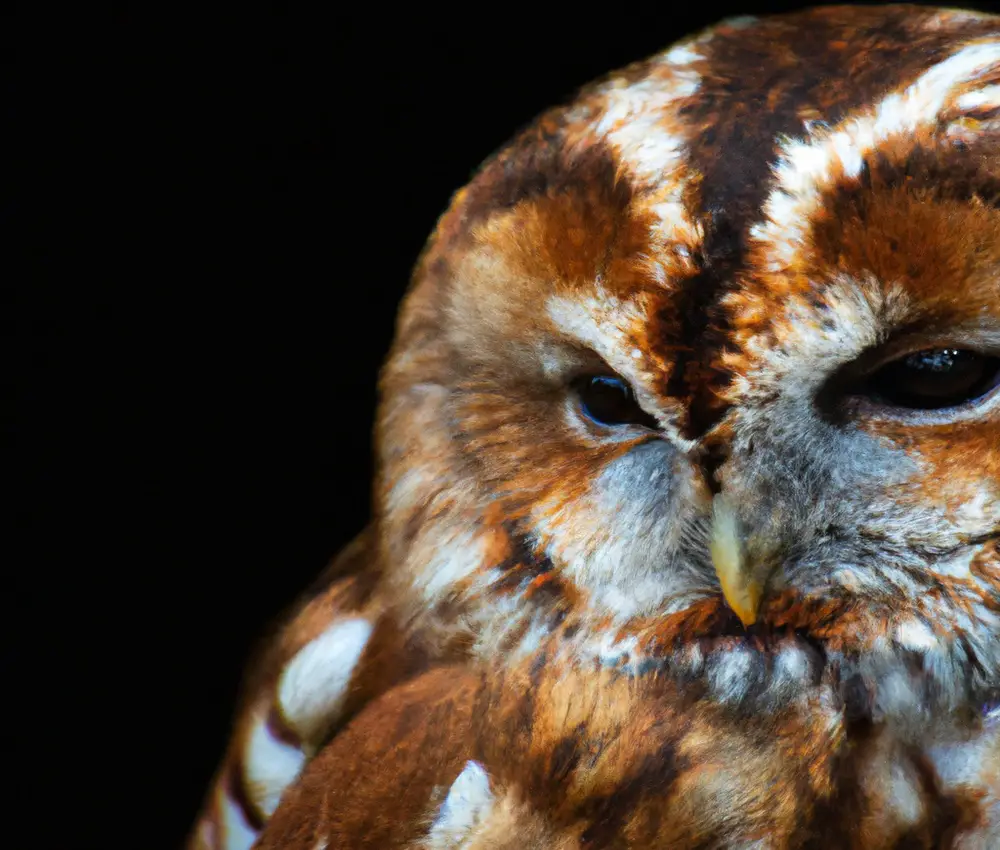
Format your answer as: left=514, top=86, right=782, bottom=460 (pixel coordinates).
left=226, top=755, right=265, bottom=831
left=546, top=722, right=589, bottom=787
left=266, top=704, right=302, bottom=748
left=489, top=523, right=558, bottom=595
left=821, top=142, right=1000, bottom=222
left=794, top=718, right=875, bottom=849
left=897, top=747, right=988, bottom=847
left=578, top=735, right=688, bottom=847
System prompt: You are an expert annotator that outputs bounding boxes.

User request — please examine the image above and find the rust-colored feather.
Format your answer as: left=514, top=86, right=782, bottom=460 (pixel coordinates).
left=189, top=5, right=1000, bottom=847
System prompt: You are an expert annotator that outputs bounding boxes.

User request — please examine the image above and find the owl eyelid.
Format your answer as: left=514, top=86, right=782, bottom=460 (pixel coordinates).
left=853, top=331, right=1000, bottom=378
left=562, top=350, right=636, bottom=391
left=850, top=321, right=1000, bottom=378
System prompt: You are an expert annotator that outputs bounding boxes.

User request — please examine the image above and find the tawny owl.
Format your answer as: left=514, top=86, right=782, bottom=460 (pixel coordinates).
left=188, top=5, right=1000, bottom=848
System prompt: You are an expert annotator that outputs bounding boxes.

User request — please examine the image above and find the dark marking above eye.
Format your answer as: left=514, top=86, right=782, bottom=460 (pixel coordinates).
left=862, top=348, right=1000, bottom=411
left=574, top=375, right=659, bottom=429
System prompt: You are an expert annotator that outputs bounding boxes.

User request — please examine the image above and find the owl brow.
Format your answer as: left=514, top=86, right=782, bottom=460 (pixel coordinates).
left=655, top=13, right=1000, bottom=443
left=822, top=145, right=1000, bottom=212
left=458, top=132, right=632, bottom=232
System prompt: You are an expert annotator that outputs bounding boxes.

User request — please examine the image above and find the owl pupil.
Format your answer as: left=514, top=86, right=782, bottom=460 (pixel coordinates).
left=576, top=375, right=657, bottom=429
left=906, top=349, right=965, bottom=373
left=868, top=348, right=999, bottom=410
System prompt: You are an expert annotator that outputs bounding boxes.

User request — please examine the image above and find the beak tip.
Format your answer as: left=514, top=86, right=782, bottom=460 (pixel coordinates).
left=709, top=494, right=763, bottom=630
left=727, top=596, right=759, bottom=629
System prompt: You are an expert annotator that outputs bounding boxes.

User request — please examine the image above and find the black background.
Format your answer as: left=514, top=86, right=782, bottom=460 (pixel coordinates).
left=12, top=1, right=996, bottom=846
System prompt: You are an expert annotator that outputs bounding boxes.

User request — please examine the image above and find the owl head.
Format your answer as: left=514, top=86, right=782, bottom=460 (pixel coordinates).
left=372, top=5, right=1000, bottom=733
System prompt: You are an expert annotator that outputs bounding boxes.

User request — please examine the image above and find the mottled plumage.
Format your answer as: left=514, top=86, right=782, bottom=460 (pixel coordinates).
left=189, top=5, right=1000, bottom=848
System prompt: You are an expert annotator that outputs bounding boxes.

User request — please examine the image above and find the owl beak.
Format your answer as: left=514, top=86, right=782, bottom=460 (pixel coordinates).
left=709, top=495, right=762, bottom=628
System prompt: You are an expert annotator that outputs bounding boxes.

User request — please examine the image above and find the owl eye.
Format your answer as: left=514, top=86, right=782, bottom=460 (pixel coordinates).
left=574, top=375, right=658, bottom=428
left=864, top=348, right=1000, bottom=411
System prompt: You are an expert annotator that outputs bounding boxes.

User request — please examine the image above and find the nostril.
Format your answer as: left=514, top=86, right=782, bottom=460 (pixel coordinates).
left=700, top=442, right=728, bottom=496
left=985, top=694, right=1000, bottom=725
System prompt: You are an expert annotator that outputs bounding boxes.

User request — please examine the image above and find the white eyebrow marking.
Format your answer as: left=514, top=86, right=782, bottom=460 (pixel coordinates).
left=752, top=39, right=1000, bottom=269
left=590, top=37, right=707, bottom=259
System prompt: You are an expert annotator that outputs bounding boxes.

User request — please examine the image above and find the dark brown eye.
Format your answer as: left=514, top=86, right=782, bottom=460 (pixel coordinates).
left=574, top=375, right=658, bottom=428
left=864, top=348, right=1000, bottom=410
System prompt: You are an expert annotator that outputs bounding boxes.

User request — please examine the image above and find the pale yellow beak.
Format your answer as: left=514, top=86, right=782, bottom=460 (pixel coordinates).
left=709, top=495, right=762, bottom=628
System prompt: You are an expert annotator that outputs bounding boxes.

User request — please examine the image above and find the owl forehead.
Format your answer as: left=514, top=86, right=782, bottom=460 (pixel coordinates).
left=434, top=5, right=1000, bottom=433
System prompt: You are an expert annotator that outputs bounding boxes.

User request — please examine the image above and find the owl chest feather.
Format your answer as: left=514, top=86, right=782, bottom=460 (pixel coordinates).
left=246, top=652, right=1000, bottom=850
left=448, top=655, right=1000, bottom=847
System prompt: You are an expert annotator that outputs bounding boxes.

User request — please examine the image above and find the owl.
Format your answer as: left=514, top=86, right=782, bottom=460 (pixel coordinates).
left=188, top=5, right=1000, bottom=848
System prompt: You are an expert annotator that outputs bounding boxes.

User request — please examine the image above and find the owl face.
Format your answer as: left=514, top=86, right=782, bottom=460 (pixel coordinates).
left=375, top=5, right=1000, bottom=730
